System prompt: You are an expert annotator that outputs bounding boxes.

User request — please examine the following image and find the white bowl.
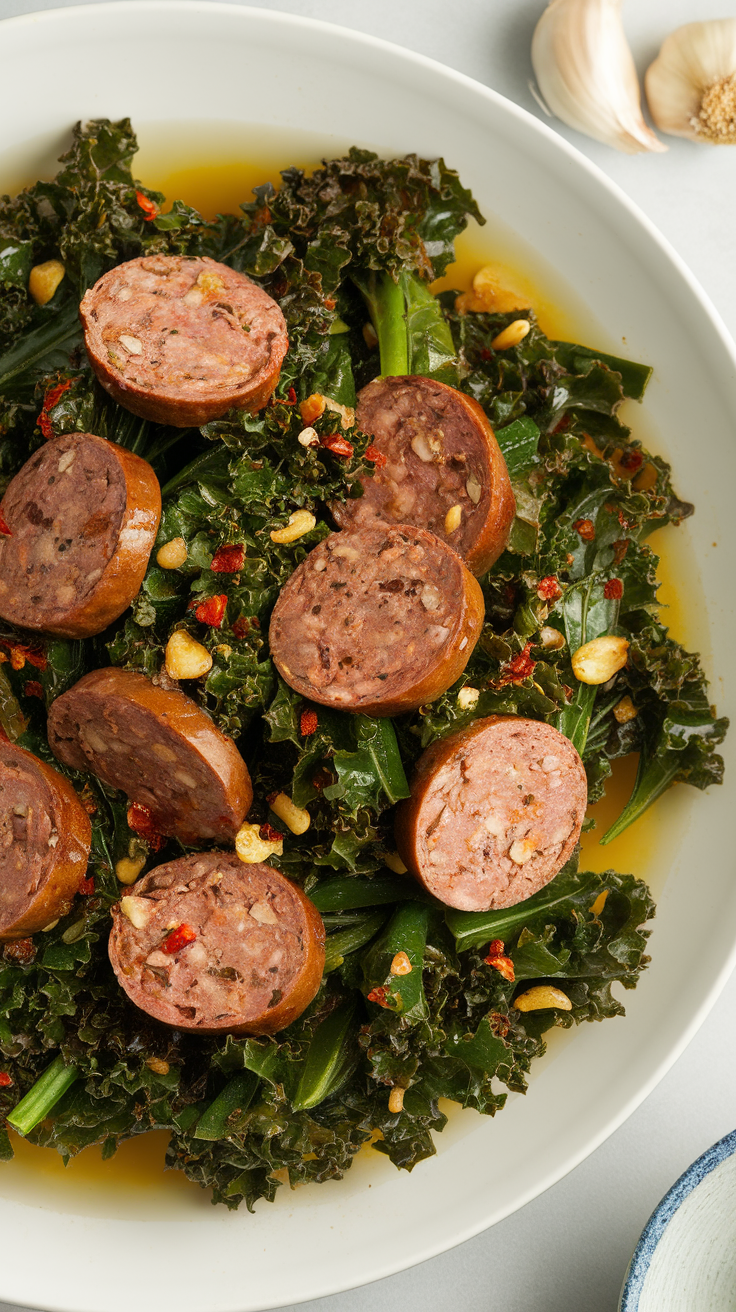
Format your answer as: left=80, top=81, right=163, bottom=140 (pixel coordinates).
left=1, top=6, right=735, bottom=1312
left=620, top=1129, right=736, bottom=1311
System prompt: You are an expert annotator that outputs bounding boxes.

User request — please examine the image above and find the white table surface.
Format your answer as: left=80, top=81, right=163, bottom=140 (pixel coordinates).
left=1, top=1, right=735, bottom=1309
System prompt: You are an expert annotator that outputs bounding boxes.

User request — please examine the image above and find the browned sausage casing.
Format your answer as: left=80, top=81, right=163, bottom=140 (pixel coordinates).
left=333, top=376, right=515, bottom=575
left=0, top=433, right=161, bottom=639
left=269, top=524, right=485, bottom=717
left=395, top=716, right=588, bottom=911
left=0, top=740, right=92, bottom=940
left=47, top=668, right=252, bottom=844
left=109, top=853, right=325, bottom=1035
left=80, top=256, right=288, bottom=427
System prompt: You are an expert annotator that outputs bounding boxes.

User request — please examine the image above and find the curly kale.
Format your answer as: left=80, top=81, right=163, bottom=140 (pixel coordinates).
left=0, top=118, right=723, bottom=1211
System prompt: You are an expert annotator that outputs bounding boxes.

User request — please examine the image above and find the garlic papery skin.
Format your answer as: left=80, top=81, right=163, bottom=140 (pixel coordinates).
left=531, top=0, right=666, bottom=155
left=645, top=21, right=736, bottom=144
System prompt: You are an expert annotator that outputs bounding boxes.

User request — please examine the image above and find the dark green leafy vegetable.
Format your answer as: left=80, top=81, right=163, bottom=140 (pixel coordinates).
left=0, top=118, right=723, bottom=1212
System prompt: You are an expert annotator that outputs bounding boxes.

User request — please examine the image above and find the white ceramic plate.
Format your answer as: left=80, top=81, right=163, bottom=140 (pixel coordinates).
left=1, top=6, right=735, bottom=1311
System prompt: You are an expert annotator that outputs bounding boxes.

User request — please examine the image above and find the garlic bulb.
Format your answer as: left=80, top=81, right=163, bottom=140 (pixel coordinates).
left=531, top=0, right=666, bottom=154
left=646, top=21, right=736, bottom=144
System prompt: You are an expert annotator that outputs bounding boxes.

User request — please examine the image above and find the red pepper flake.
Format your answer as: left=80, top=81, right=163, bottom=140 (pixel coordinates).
left=486, top=939, right=505, bottom=957
left=552, top=413, right=571, bottom=434
left=281, top=387, right=297, bottom=405
left=488, top=1011, right=510, bottom=1038
left=259, top=822, right=284, bottom=843
left=4, top=937, right=35, bottom=963
left=232, top=616, right=251, bottom=640
left=612, top=538, right=630, bottom=565
left=364, top=443, right=387, bottom=471
left=619, top=449, right=644, bottom=473
left=320, top=432, right=354, bottom=459
left=252, top=205, right=272, bottom=231
left=194, top=595, right=228, bottom=628
left=573, top=518, right=596, bottom=542
left=367, top=986, right=391, bottom=1007
left=300, top=708, right=318, bottom=737
left=498, top=641, right=536, bottom=687
left=136, top=190, right=159, bottom=221
left=0, top=1072, right=13, bottom=1088
left=604, top=578, right=624, bottom=600
left=536, top=575, right=562, bottom=602
left=211, top=543, right=245, bottom=573
left=0, top=512, right=12, bottom=537
left=37, top=379, right=72, bottom=439
left=479, top=347, right=492, bottom=362
left=484, top=947, right=515, bottom=982
left=78, top=875, right=95, bottom=895
left=3, top=642, right=47, bottom=672
left=162, top=924, right=197, bottom=954
left=311, top=767, right=333, bottom=792
left=324, top=297, right=336, bottom=311
left=127, top=802, right=167, bottom=852
left=24, top=680, right=44, bottom=700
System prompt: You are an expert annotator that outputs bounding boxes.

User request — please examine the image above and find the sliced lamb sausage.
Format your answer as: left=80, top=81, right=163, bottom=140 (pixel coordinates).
left=395, top=716, right=587, bottom=911
left=80, top=255, right=288, bottom=427
left=47, top=668, right=252, bottom=844
left=0, top=432, right=161, bottom=639
left=0, top=740, right=91, bottom=940
left=109, top=852, right=325, bottom=1035
left=269, top=524, right=484, bottom=717
left=333, top=376, right=515, bottom=575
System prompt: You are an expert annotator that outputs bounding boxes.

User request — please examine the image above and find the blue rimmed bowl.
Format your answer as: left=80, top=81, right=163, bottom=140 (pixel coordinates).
left=620, top=1129, right=736, bottom=1310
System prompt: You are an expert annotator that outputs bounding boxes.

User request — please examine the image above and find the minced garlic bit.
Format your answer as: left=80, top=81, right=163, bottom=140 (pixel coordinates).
left=165, top=629, right=213, bottom=681
left=270, top=509, right=316, bottom=544
left=269, top=792, right=311, bottom=835
left=513, top=985, right=572, bottom=1012
left=388, top=1087, right=405, bottom=1113
left=383, top=851, right=407, bottom=875
left=235, top=822, right=283, bottom=864
left=157, top=537, right=188, bottom=569
left=29, top=259, right=65, bottom=306
left=116, top=855, right=147, bottom=885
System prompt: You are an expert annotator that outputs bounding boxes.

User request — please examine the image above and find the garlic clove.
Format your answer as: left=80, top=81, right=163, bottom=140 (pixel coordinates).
left=531, top=0, right=666, bottom=155
left=645, top=21, right=736, bottom=144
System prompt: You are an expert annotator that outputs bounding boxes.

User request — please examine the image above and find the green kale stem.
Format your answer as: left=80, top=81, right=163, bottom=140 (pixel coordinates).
left=311, top=874, right=418, bottom=912
left=556, top=681, right=597, bottom=757
left=194, top=1072, right=259, bottom=1141
left=0, top=303, right=82, bottom=393
left=356, top=271, right=409, bottom=377
left=292, top=998, right=357, bottom=1111
left=6, top=1056, right=79, bottom=1136
left=323, top=910, right=388, bottom=973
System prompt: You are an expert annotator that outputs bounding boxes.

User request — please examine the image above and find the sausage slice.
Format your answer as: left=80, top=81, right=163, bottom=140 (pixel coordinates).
left=269, top=524, right=484, bottom=716
left=334, top=376, right=515, bottom=575
left=0, top=740, right=91, bottom=940
left=109, top=852, right=325, bottom=1035
left=80, top=256, right=288, bottom=427
left=47, top=668, right=252, bottom=844
left=395, top=716, right=587, bottom=911
left=0, top=433, right=161, bottom=640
